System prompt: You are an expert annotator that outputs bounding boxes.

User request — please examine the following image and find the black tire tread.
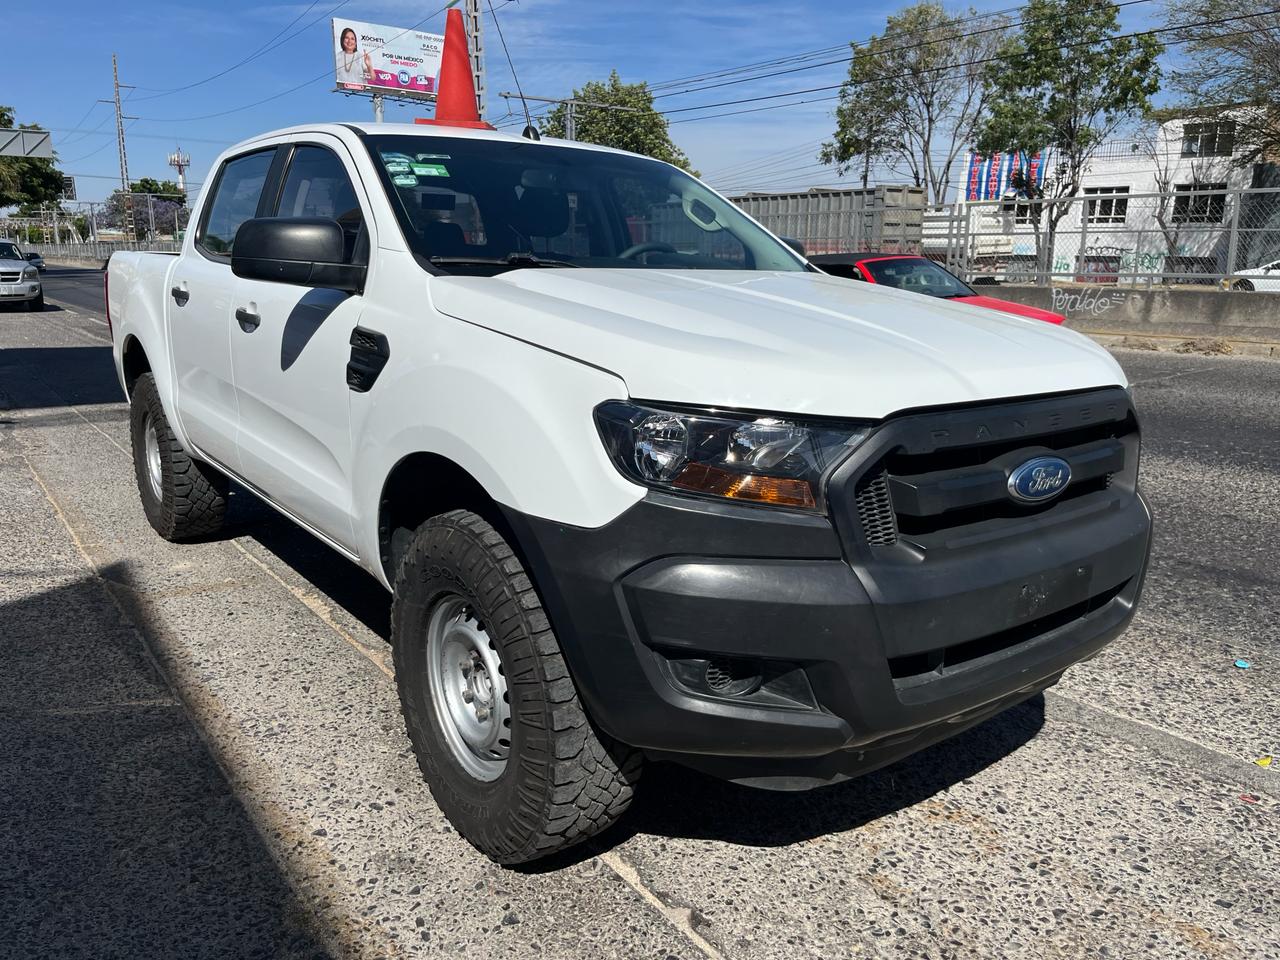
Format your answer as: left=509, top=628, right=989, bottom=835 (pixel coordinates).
left=392, top=509, right=641, bottom=864
left=130, top=372, right=228, bottom=541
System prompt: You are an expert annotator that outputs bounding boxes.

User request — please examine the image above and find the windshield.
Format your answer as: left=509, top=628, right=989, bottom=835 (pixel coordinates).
left=862, top=257, right=974, bottom=298
left=0, top=242, right=21, bottom=260
left=362, top=134, right=806, bottom=274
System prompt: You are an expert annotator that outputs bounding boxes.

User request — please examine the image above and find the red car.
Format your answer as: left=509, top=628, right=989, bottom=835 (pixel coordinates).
left=809, top=253, right=1065, bottom=325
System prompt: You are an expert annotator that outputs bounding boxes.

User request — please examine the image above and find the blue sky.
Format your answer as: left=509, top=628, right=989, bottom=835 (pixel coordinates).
left=9, top=0, right=1165, bottom=205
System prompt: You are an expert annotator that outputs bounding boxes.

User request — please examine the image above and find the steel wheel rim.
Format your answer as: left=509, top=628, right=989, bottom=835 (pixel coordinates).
left=142, top=412, right=163, bottom=503
left=425, top=595, right=510, bottom=781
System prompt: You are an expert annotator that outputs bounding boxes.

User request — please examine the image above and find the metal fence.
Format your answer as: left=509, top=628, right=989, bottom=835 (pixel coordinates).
left=732, top=186, right=927, bottom=255
left=927, top=186, right=1280, bottom=288
left=0, top=193, right=194, bottom=247
left=739, top=184, right=1280, bottom=289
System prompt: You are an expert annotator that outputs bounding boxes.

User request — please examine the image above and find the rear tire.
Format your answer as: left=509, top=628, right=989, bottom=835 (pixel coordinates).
left=129, top=372, right=229, bottom=541
left=391, top=509, right=642, bottom=864
left=1233, top=279, right=1254, bottom=292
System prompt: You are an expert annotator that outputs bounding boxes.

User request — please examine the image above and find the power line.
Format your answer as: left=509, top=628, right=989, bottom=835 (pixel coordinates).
left=659, top=7, right=1279, bottom=123
left=129, top=0, right=349, bottom=101
left=132, top=0, right=515, bottom=125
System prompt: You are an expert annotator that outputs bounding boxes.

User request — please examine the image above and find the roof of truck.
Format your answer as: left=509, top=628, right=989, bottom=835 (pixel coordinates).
left=232, top=121, right=637, bottom=159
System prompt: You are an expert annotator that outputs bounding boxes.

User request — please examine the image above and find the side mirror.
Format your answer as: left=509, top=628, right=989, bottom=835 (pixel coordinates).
left=24, top=252, right=39, bottom=261
left=231, top=217, right=365, bottom=293
left=781, top=236, right=806, bottom=257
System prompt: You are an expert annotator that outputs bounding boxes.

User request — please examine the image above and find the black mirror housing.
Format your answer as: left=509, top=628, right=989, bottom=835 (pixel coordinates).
left=781, top=236, right=806, bottom=257
left=24, top=252, right=39, bottom=261
left=231, top=217, right=365, bottom=293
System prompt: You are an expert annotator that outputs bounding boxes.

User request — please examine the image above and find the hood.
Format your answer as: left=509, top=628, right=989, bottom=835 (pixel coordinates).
left=0, top=258, right=30, bottom=270
left=429, top=269, right=1125, bottom=420
left=955, top=293, right=1065, bottom=325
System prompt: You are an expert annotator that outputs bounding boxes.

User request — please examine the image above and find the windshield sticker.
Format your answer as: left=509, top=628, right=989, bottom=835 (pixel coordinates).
left=411, top=162, right=449, bottom=177
left=391, top=173, right=419, bottom=187
left=384, top=160, right=412, bottom=174
left=416, top=153, right=451, bottom=161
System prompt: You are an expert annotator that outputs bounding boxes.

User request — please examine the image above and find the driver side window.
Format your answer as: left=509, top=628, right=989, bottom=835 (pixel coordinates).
left=275, top=145, right=366, bottom=264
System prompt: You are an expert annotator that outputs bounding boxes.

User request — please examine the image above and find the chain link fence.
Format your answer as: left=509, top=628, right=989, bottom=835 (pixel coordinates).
left=0, top=194, right=195, bottom=251
left=926, top=186, right=1280, bottom=288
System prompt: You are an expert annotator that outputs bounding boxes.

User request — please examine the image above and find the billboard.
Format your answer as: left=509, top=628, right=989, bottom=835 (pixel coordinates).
left=333, top=18, right=445, bottom=99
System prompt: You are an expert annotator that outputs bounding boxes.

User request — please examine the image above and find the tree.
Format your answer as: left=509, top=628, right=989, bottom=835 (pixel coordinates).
left=131, top=177, right=186, bottom=203
left=1163, top=0, right=1279, bottom=168
left=975, top=0, right=1162, bottom=279
left=540, top=71, right=695, bottom=173
left=0, top=105, right=64, bottom=210
left=103, top=189, right=185, bottom=239
left=821, top=3, right=1006, bottom=203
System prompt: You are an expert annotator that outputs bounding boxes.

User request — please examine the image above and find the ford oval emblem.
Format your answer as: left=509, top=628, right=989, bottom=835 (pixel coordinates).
left=1008, top=456, right=1072, bottom=503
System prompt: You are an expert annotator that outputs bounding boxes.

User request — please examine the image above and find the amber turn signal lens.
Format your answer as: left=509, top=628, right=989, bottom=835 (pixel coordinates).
left=673, top=462, right=816, bottom=509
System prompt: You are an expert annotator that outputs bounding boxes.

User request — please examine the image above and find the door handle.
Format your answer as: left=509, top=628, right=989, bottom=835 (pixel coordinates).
left=235, top=306, right=260, bottom=331
left=170, top=285, right=189, bottom=306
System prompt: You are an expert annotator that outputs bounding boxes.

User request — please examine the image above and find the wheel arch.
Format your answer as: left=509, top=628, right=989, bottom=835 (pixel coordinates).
left=121, top=334, right=152, bottom=397
left=376, top=451, right=522, bottom=585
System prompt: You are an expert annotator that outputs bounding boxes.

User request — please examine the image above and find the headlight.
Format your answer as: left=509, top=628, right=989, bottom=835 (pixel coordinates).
left=595, top=400, right=871, bottom=511
left=22, top=267, right=38, bottom=280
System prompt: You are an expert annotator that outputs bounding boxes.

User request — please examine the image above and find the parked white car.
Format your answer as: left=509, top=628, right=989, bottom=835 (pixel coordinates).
left=105, top=122, right=1152, bottom=864
left=1226, top=259, right=1280, bottom=292
left=0, top=240, right=44, bottom=311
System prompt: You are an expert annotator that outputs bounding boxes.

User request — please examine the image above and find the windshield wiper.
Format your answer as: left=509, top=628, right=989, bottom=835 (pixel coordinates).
left=428, top=252, right=579, bottom=268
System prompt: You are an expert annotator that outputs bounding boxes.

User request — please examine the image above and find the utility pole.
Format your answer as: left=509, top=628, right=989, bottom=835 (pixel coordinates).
left=372, top=91, right=384, bottom=123
left=464, top=0, right=485, bottom=118
left=497, top=93, right=640, bottom=141
left=100, top=54, right=137, bottom=239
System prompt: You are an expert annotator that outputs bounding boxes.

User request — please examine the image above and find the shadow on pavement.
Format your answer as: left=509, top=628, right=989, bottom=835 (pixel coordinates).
left=0, top=561, right=330, bottom=960
left=0, top=346, right=123, bottom=408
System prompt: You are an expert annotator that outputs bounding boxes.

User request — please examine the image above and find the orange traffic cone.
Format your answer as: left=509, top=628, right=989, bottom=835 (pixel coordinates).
left=415, top=7, right=494, bottom=130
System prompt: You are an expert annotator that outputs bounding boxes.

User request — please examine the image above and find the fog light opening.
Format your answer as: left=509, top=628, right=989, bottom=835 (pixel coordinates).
left=704, top=658, right=764, bottom=697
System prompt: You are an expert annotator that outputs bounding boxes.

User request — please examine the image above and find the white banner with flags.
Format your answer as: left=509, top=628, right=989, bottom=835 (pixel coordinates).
left=333, top=18, right=445, bottom=99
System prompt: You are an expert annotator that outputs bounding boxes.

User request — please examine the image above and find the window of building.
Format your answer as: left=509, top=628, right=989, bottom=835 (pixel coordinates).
left=1083, top=186, right=1129, bottom=224
left=1172, top=183, right=1228, bottom=224
left=1180, top=121, right=1235, bottom=158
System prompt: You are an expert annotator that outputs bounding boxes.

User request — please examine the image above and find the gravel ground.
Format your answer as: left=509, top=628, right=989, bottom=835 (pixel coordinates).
left=1, top=289, right=1276, bottom=959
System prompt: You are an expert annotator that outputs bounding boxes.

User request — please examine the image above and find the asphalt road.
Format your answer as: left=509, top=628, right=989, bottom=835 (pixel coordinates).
left=1, top=272, right=1276, bottom=959
left=38, top=264, right=112, bottom=318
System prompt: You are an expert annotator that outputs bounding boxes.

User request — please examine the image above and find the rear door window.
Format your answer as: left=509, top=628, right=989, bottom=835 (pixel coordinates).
left=198, top=149, right=276, bottom=257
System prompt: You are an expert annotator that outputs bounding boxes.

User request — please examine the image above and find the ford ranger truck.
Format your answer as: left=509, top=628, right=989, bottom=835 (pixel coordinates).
left=106, top=123, right=1151, bottom=865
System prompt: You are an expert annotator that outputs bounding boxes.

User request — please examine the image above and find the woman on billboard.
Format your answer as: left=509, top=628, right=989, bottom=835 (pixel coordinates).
left=335, top=26, right=373, bottom=89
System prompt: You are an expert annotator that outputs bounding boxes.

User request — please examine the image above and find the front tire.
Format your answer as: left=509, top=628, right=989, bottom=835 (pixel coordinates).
left=25, top=292, right=43, bottom=312
left=1233, top=279, right=1254, bottom=292
left=391, top=510, right=642, bottom=864
left=129, top=372, right=229, bottom=541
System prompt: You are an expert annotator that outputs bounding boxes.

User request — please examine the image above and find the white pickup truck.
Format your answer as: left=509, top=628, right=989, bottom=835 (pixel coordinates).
left=107, top=122, right=1151, bottom=864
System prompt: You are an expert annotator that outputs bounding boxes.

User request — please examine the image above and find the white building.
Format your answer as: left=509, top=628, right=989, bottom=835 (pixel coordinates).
left=954, top=112, right=1279, bottom=283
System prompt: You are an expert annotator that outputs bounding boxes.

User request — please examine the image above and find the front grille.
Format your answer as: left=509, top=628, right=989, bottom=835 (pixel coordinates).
left=0, top=271, right=22, bottom=283
left=836, top=388, right=1139, bottom=556
left=855, top=470, right=898, bottom=545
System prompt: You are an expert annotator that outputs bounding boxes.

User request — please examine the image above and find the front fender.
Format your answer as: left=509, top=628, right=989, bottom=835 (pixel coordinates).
left=348, top=307, right=644, bottom=583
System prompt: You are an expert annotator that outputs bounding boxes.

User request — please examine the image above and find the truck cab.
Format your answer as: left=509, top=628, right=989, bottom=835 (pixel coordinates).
left=107, top=122, right=1151, bottom=865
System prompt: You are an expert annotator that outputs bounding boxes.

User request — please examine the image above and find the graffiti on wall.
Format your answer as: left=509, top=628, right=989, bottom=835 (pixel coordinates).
left=1050, top=287, right=1129, bottom=317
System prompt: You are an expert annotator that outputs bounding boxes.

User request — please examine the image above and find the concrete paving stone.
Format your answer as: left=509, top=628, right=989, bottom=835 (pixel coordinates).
left=614, top=701, right=1278, bottom=960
